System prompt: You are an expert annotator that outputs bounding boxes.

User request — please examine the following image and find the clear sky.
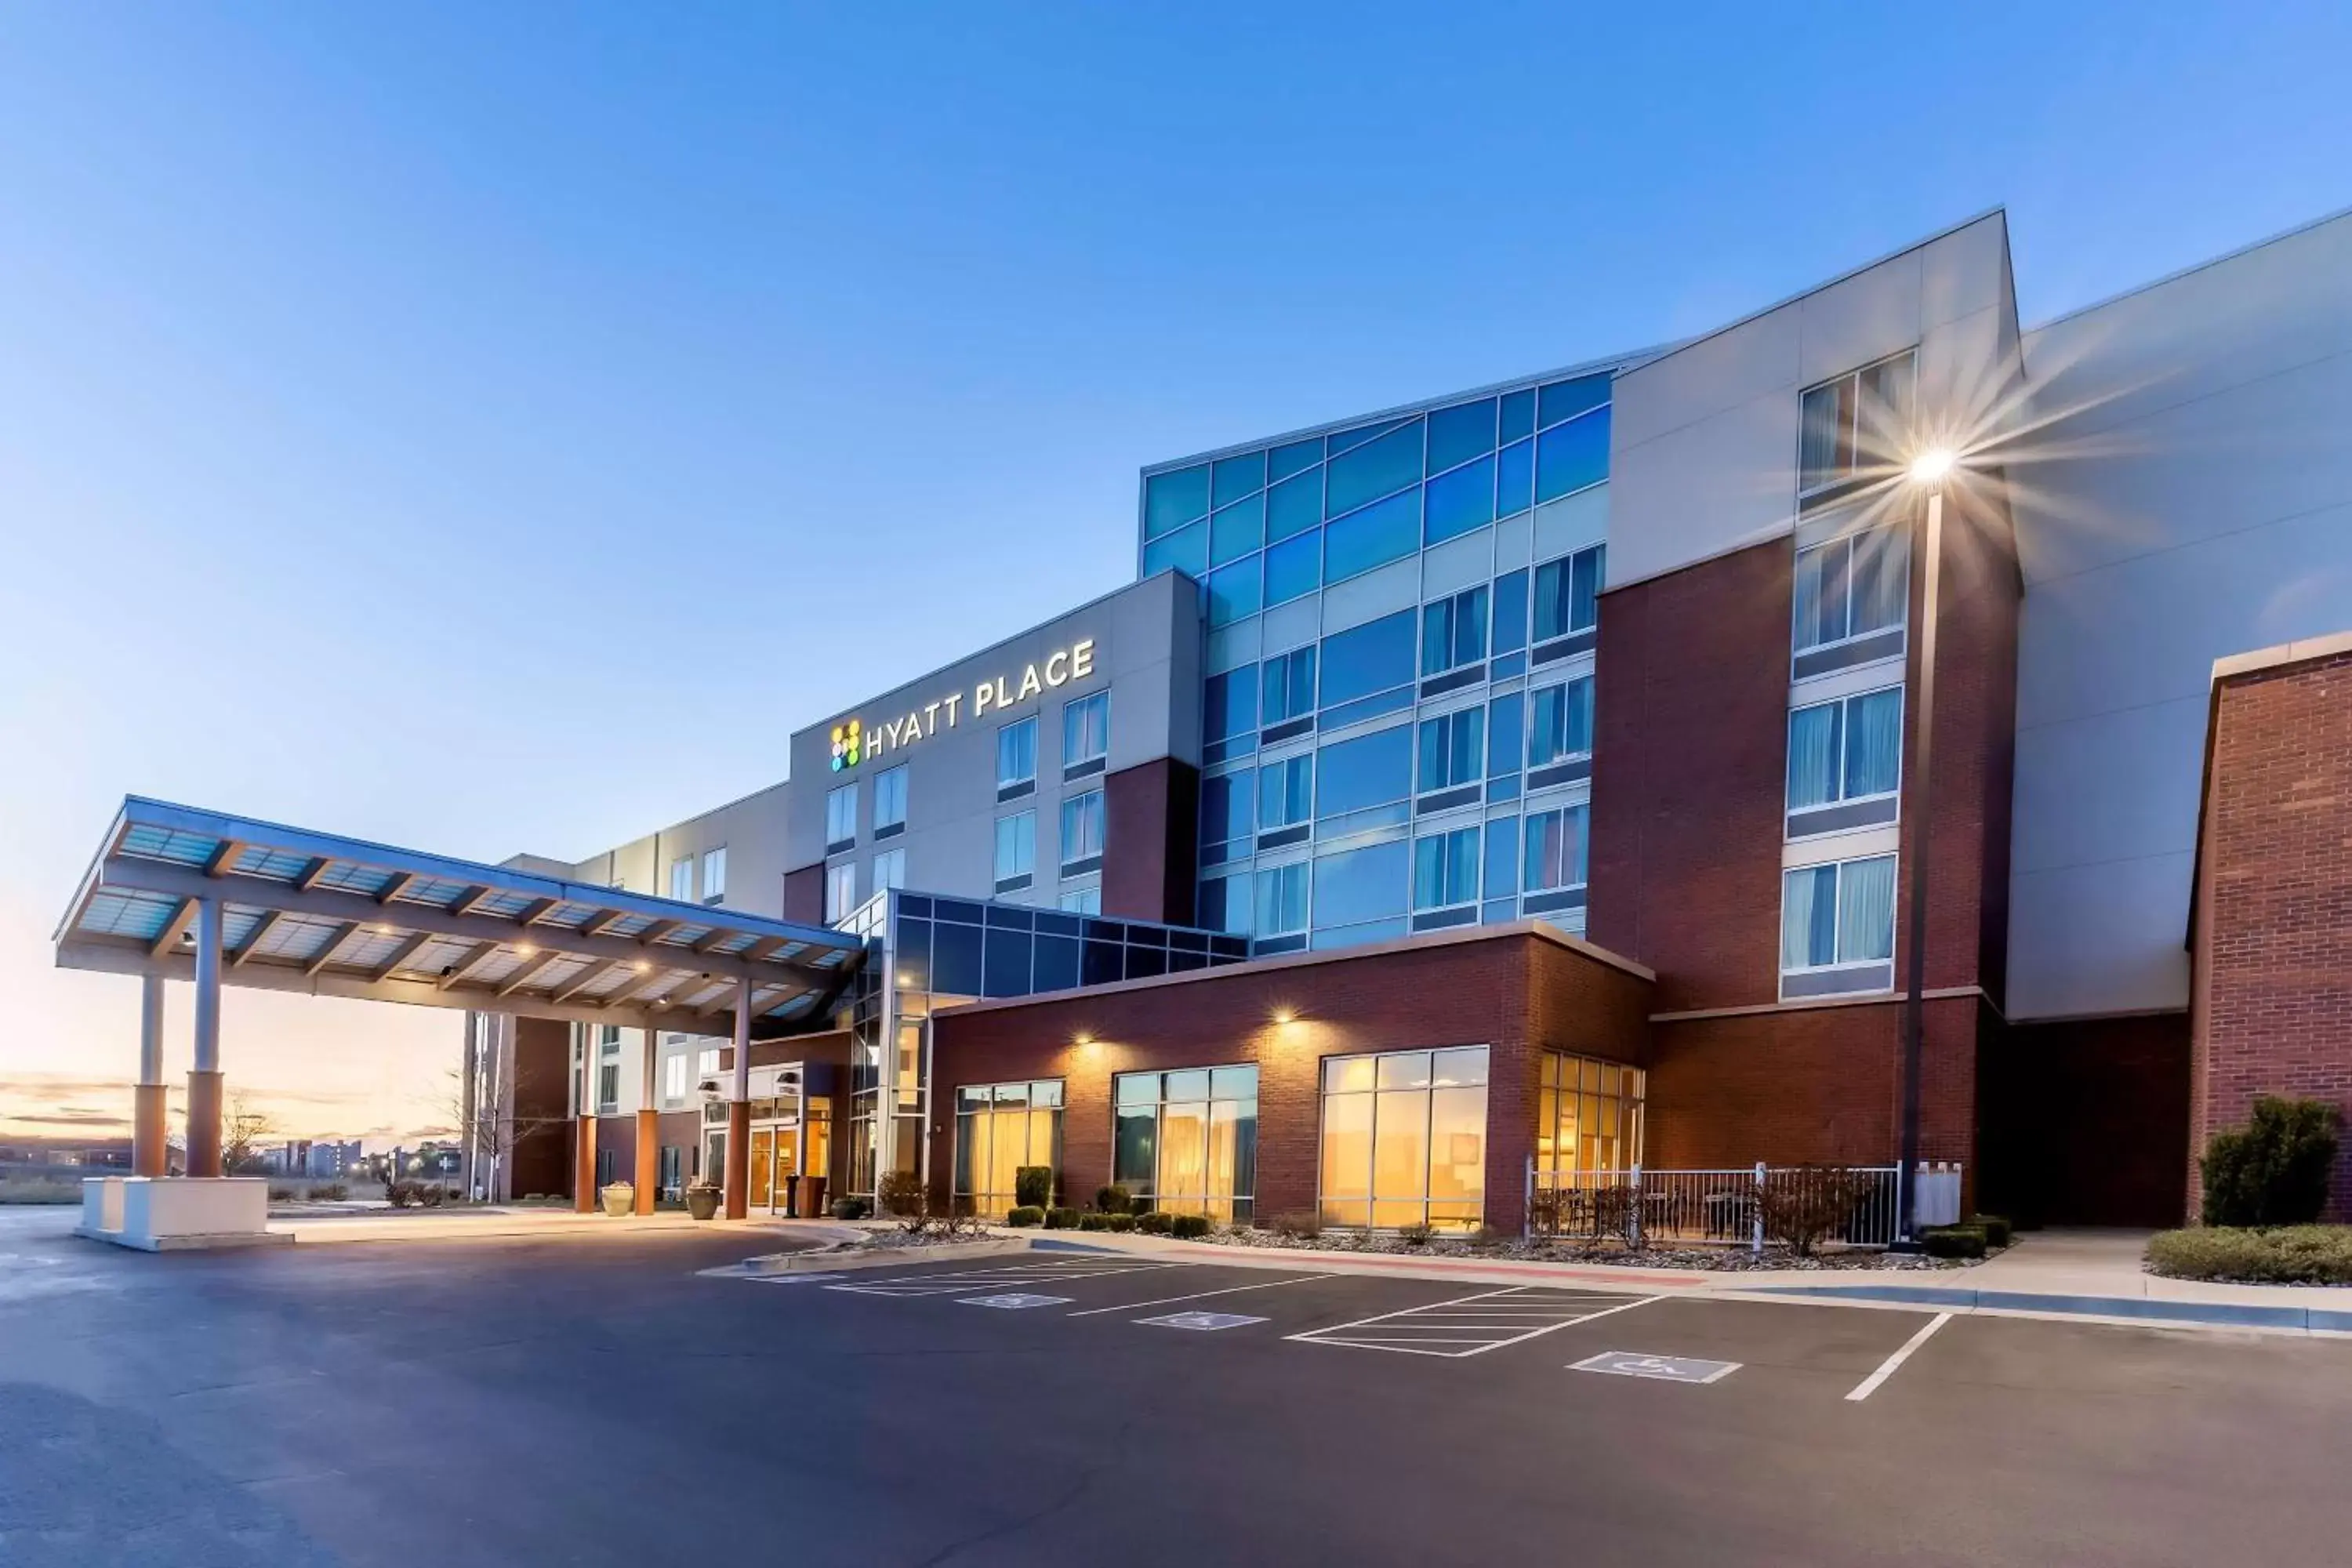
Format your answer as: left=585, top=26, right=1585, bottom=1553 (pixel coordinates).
left=2, top=2, right=2347, bottom=1147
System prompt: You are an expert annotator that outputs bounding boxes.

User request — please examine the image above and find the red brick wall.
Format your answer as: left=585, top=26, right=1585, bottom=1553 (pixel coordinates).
left=782, top=864, right=824, bottom=925
left=2192, top=648, right=2352, bottom=1218
left=1102, top=756, right=1199, bottom=926
left=1980, top=1012, right=2190, bottom=1226
left=508, top=1017, right=572, bottom=1200
left=928, top=931, right=1651, bottom=1232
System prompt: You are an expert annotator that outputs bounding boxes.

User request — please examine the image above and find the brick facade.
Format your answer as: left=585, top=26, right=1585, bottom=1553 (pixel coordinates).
left=1102, top=756, right=1200, bottom=926
left=507, top=1016, right=573, bottom=1200
left=2191, top=647, right=2352, bottom=1219
left=928, top=926, right=1653, bottom=1234
left=1980, top=1012, right=2190, bottom=1226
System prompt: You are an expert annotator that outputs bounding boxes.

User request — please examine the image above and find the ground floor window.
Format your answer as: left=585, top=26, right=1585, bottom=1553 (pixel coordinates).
left=1112, top=1065, right=1258, bottom=1221
left=659, top=1144, right=684, bottom=1199
left=953, top=1079, right=1062, bottom=1215
left=1537, top=1054, right=1644, bottom=1177
left=1319, top=1046, right=1488, bottom=1232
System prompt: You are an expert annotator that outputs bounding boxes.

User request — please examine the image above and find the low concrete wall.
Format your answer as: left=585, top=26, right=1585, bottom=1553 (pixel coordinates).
left=76, top=1177, right=285, bottom=1251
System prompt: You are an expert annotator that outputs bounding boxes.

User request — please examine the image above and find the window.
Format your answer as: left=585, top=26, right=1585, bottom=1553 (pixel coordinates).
left=953, top=1080, right=1062, bottom=1218
left=1062, top=691, right=1109, bottom=772
left=669, top=856, right=694, bottom=902
left=873, top=767, right=908, bottom=834
left=997, top=717, right=1039, bottom=793
left=1258, top=753, right=1312, bottom=833
left=1490, top=568, right=1529, bottom=659
left=1421, top=586, right=1488, bottom=677
left=1412, top=827, right=1480, bottom=911
left=1058, top=886, right=1102, bottom=916
left=596, top=1033, right=621, bottom=1114
left=1261, top=644, right=1316, bottom=728
left=1527, top=677, right=1595, bottom=767
left=1794, top=524, right=1910, bottom=654
left=1060, top=789, right=1105, bottom=871
left=663, top=1054, right=689, bottom=1105
left=1203, top=666, right=1258, bottom=760
left=824, top=861, right=858, bottom=922
left=696, top=1046, right=721, bottom=1079
left=1318, top=609, right=1417, bottom=727
left=1800, top=351, right=1913, bottom=497
left=1537, top=1055, right=1645, bottom=1177
left=1523, top=804, right=1589, bottom=893
left=872, top=847, right=906, bottom=894
left=994, top=811, right=1036, bottom=888
left=1780, top=855, right=1897, bottom=973
left=1201, top=771, right=1254, bottom=865
left=1315, top=725, right=1413, bottom=833
left=1319, top=1047, right=1488, bottom=1232
left=1115, top=1066, right=1259, bottom=1221
left=1254, top=862, right=1308, bottom=938
left=825, top=784, right=857, bottom=848
left=1311, top=838, right=1410, bottom=945
left=1416, top=707, right=1483, bottom=793
left=701, top=847, right=727, bottom=904
left=1533, top=544, right=1604, bottom=644
left=1788, top=687, right=1904, bottom=811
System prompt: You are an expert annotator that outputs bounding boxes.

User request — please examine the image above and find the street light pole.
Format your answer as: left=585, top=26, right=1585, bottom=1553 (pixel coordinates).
left=1896, top=465, right=1948, bottom=1243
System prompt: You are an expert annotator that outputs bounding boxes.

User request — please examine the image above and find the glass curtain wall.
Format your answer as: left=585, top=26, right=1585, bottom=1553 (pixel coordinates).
left=1318, top=1046, right=1489, bottom=1232
left=1536, top=1054, right=1645, bottom=1178
left=1112, top=1066, right=1259, bottom=1220
left=953, top=1079, right=1062, bottom=1215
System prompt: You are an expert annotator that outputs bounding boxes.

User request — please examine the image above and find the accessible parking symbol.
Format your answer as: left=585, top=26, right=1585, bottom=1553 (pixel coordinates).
left=1570, top=1351, right=1741, bottom=1385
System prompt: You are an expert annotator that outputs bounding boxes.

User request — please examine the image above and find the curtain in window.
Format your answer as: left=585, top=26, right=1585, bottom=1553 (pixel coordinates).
left=1798, top=381, right=1843, bottom=489
left=1781, top=864, right=1838, bottom=968
left=1522, top=806, right=1588, bottom=892
left=1563, top=677, right=1594, bottom=755
left=1843, top=688, right=1904, bottom=797
left=1060, top=793, right=1105, bottom=860
left=1849, top=525, right=1910, bottom=636
left=1787, top=702, right=1841, bottom=809
left=1836, top=855, right=1897, bottom=962
left=1792, top=539, right=1854, bottom=649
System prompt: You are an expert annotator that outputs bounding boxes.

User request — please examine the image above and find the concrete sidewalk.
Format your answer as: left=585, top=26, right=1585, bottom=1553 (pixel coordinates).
left=268, top=1207, right=857, bottom=1247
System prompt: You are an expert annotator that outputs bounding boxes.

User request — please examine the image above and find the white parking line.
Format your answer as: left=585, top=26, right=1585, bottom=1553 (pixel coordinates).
left=825, top=1259, right=1174, bottom=1298
left=1844, top=1312, right=1953, bottom=1403
left=1065, top=1274, right=1323, bottom=1317
left=1290, top=1287, right=1661, bottom=1359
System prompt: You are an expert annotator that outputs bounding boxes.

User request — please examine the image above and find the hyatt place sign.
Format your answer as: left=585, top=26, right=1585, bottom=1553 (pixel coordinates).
left=831, top=639, right=1096, bottom=771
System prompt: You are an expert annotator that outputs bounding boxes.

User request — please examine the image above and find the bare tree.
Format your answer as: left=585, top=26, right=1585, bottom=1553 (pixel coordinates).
left=222, top=1093, right=275, bottom=1174
left=445, top=1065, right=565, bottom=1203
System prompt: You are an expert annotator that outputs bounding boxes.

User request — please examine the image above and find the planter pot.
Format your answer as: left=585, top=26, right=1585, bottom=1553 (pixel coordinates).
left=685, top=1186, right=721, bottom=1221
left=600, top=1182, right=634, bottom=1218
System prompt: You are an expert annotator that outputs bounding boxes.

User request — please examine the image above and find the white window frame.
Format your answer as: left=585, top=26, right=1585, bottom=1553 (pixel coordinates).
left=1798, top=350, right=1915, bottom=501
left=825, top=783, right=857, bottom=847
left=1062, top=691, right=1109, bottom=770
left=701, top=846, right=727, bottom=905
left=668, top=855, right=694, bottom=902
left=1059, top=789, right=1105, bottom=871
left=824, top=860, right=858, bottom=923
left=1778, top=853, right=1897, bottom=985
left=1786, top=684, right=1905, bottom=815
left=872, top=847, right=906, bottom=894
left=874, top=765, right=909, bottom=833
left=997, top=717, right=1039, bottom=789
left=994, top=811, right=1036, bottom=884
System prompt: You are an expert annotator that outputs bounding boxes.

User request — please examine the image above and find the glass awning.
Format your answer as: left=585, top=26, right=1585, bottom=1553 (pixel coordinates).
left=53, top=797, right=865, bottom=1035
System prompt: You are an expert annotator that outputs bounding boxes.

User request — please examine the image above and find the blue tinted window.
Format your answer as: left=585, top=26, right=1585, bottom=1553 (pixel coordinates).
left=1201, top=771, right=1253, bottom=853
left=1268, top=437, right=1322, bottom=484
left=984, top=927, right=1033, bottom=998
left=1211, top=451, right=1266, bottom=508
left=1486, top=691, right=1523, bottom=778
left=1312, top=840, right=1410, bottom=932
left=1325, top=422, right=1424, bottom=517
left=1492, top=568, right=1528, bottom=654
left=1209, top=493, right=1265, bottom=566
left=1535, top=405, right=1610, bottom=502
left=1262, top=644, right=1317, bottom=723
left=1319, top=610, right=1415, bottom=709
left=1483, top=817, right=1520, bottom=898
left=1207, top=557, right=1262, bottom=626
left=1142, top=517, right=1207, bottom=579
left=1412, top=827, right=1481, bottom=909
left=1326, top=418, right=1403, bottom=459
left=1421, top=587, right=1488, bottom=676
left=1426, top=397, right=1497, bottom=474
left=1500, top=388, right=1536, bottom=443
left=1264, top=529, right=1319, bottom=606
left=1196, top=873, right=1240, bottom=936
left=1496, top=437, right=1534, bottom=517
left=1534, top=545, right=1604, bottom=641
left=1265, top=470, right=1322, bottom=543
left=1144, top=466, right=1210, bottom=539
left=1323, top=488, right=1420, bottom=583
left=1258, top=753, right=1312, bottom=829
left=1315, top=725, right=1413, bottom=823
left=1203, top=666, right=1258, bottom=746
left=1537, top=375, right=1610, bottom=429
left=1529, top=677, right=1595, bottom=764
left=1422, top=455, right=1495, bottom=545
left=1416, top=708, right=1483, bottom=792
left=1255, top=862, right=1308, bottom=935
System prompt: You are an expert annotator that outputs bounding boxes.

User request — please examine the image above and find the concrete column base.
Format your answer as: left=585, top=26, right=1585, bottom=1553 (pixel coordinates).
left=574, top=1114, right=597, bottom=1214
left=185, top=1069, right=223, bottom=1179
left=133, top=1083, right=169, bottom=1178
left=723, top=1100, right=751, bottom=1220
left=633, top=1109, right=659, bottom=1215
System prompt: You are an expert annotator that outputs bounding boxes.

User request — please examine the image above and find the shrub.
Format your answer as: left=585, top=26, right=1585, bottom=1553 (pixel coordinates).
left=1269, top=1210, right=1323, bottom=1240
left=1468, top=1225, right=1510, bottom=1250
left=1169, top=1214, right=1211, bottom=1240
left=1014, top=1166, right=1054, bottom=1209
left=1006, top=1205, right=1044, bottom=1228
left=420, top=1185, right=446, bottom=1208
left=317, top=1182, right=348, bottom=1202
left=1104, top=1213, right=1137, bottom=1232
left=1526, top=1189, right=1565, bottom=1238
left=1078, top=1211, right=1110, bottom=1231
left=1921, top=1225, right=1987, bottom=1259
left=1094, top=1184, right=1131, bottom=1214
left=831, top=1196, right=873, bottom=1221
left=1758, top=1167, right=1875, bottom=1257
left=268, top=1185, right=295, bottom=1201
left=1396, top=1221, right=1434, bottom=1247
left=1044, top=1207, right=1083, bottom=1230
left=1134, top=1210, right=1174, bottom=1236
left=2201, top=1097, right=2343, bottom=1228
left=2147, top=1225, right=2352, bottom=1284
left=1965, top=1214, right=2013, bottom=1249
left=877, top=1171, right=926, bottom=1221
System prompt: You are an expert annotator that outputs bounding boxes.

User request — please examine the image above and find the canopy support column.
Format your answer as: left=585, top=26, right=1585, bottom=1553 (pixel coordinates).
left=134, top=976, right=168, bottom=1177
left=723, top=978, right=752, bottom=1221
left=186, top=899, right=224, bottom=1178
left=634, top=1029, right=659, bottom=1215
left=574, top=1032, right=597, bottom=1214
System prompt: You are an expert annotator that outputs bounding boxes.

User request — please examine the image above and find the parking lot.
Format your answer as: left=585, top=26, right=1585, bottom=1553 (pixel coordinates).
left=7, top=1211, right=2352, bottom=1566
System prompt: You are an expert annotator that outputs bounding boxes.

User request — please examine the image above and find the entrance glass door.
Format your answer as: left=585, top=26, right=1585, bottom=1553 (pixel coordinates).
left=749, top=1129, right=774, bottom=1208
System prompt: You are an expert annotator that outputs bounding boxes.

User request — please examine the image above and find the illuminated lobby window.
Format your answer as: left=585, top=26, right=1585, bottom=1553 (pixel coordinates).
left=1318, top=1046, right=1487, bottom=1232
left=1536, top=1054, right=1644, bottom=1178
left=1112, top=1065, right=1258, bottom=1221
left=953, top=1078, right=1062, bottom=1217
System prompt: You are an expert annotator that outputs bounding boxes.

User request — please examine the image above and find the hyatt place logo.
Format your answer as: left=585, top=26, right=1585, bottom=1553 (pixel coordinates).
left=829, top=719, right=862, bottom=771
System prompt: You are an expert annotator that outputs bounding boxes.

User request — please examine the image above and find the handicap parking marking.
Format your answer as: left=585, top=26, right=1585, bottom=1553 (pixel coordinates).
left=1138, top=1311, right=1269, bottom=1332
left=742, top=1272, right=848, bottom=1286
left=1290, top=1287, right=1664, bottom=1359
left=1065, top=1272, right=1324, bottom=1318
left=1570, top=1350, right=1742, bottom=1385
left=960, top=1294, right=1073, bottom=1310
left=823, top=1257, right=1179, bottom=1298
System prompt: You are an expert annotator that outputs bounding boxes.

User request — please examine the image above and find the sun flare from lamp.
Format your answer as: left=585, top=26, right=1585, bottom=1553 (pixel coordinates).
left=1908, top=446, right=1957, bottom=486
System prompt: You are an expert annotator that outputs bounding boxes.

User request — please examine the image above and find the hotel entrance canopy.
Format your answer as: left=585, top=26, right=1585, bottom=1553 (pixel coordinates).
left=54, top=797, right=866, bottom=1035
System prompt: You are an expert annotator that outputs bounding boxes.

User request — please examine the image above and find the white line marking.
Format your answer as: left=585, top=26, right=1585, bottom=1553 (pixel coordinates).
left=1845, top=1312, right=1954, bottom=1403
left=1066, top=1274, right=1323, bottom=1317
left=1287, top=1287, right=1664, bottom=1359
left=1286, top=1287, right=1521, bottom=1340
left=1456, top=1293, right=1664, bottom=1358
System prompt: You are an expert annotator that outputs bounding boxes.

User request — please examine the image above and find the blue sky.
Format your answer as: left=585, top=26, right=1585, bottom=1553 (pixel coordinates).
left=2, top=2, right=2346, bottom=1141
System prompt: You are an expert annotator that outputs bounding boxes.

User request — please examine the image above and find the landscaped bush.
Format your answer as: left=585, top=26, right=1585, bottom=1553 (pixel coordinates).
left=877, top=1171, right=926, bottom=1221
left=1014, top=1166, right=1054, bottom=1209
left=2201, top=1097, right=2343, bottom=1227
left=2147, top=1225, right=2352, bottom=1284
left=1094, top=1184, right=1131, bottom=1214
left=1078, top=1212, right=1109, bottom=1231
left=831, top=1196, right=873, bottom=1221
left=1468, top=1225, right=1509, bottom=1249
left=1104, top=1213, right=1137, bottom=1232
left=1044, top=1207, right=1082, bottom=1230
left=1169, top=1214, right=1211, bottom=1240
left=1965, top=1214, right=2013, bottom=1249
left=1133, top=1210, right=1174, bottom=1236
left=316, top=1182, right=347, bottom=1202
left=1759, top=1167, right=1875, bottom=1257
left=1921, top=1225, right=1987, bottom=1259
left=1269, top=1210, right=1322, bottom=1240
left=1006, top=1205, right=1044, bottom=1228
left=1396, top=1221, right=1434, bottom=1247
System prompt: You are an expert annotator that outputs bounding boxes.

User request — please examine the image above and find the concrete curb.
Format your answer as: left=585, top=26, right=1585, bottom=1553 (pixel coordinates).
left=1747, top=1282, right=2352, bottom=1334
